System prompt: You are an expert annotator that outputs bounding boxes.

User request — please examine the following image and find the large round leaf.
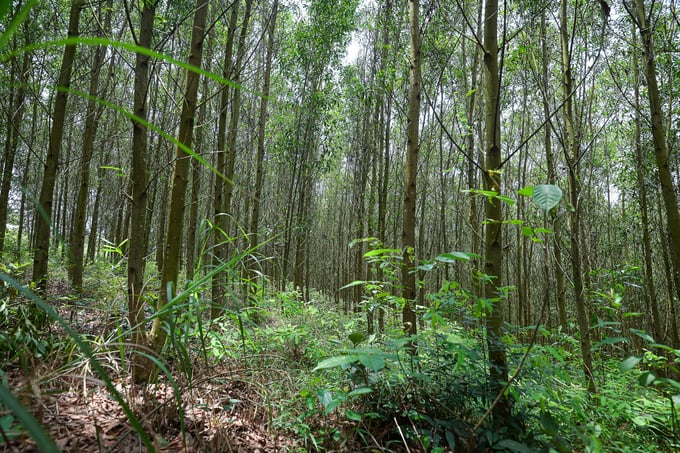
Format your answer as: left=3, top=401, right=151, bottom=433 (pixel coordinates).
left=532, top=184, right=563, bottom=211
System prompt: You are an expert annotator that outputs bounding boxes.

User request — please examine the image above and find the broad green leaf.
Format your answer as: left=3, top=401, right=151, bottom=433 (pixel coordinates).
left=522, top=226, right=534, bottom=236
left=345, top=409, right=362, bottom=421
left=592, top=337, right=628, bottom=350
left=436, top=251, right=478, bottom=263
left=358, top=353, right=385, bottom=371
left=348, top=387, right=373, bottom=397
left=317, top=389, right=333, bottom=409
left=540, top=411, right=559, bottom=435
left=620, top=355, right=641, bottom=371
left=495, top=439, right=534, bottom=453
left=532, top=184, right=563, bottom=211
left=417, top=262, right=435, bottom=271
left=313, top=355, right=358, bottom=372
left=496, top=194, right=516, bottom=206
left=348, top=332, right=366, bottom=347
left=639, top=371, right=656, bottom=386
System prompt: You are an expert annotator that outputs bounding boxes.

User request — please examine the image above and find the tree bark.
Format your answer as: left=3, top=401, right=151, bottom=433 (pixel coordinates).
left=631, top=0, right=680, bottom=348
left=32, top=0, right=82, bottom=317
left=482, top=0, right=512, bottom=421
left=152, top=0, right=210, bottom=354
left=68, top=0, right=112, bottom=290
left=128, top=0, right=156, bottom=384
left=560, top=0, right=596, bottom=393
left=402, top=0, right=420, bottom=340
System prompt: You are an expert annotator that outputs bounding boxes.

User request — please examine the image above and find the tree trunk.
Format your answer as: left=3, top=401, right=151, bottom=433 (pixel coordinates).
left=212, top=0, right=240, bottom=315
left=482, top=0, right=512, bottom=421
left=631, top=0, right=680, bottom=338
left=128, top=0, right=156, bottom=384
left=68, top=0, right=112, bottom=290
left=32, top=0, right=82, bottom=300
left=250, top=0, right=278, bottom=257
left=402, top=0, right=420, bottom=340
left=0, top=28, right=30, bottom=256
left=560, top=0, right=596, bottom=393
left=631, top=22, right=662, bottom=343
left=151, top=0, right=210, bottom=355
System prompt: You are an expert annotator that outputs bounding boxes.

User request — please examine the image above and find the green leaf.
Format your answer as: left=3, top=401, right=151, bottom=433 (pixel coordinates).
left=518, top=186, right=534, bottom=197
left=358, top=353, right=385, bottom=371
left=313, top=355, right=359, bottom=372
left=521, top=226, right=534, bottom=236
left=495, top=439, right=534, bottom=453
left=348, top=387, right=373, bottom=397
left=363, top=248, right=400, bottom=258
left=630, top=328, right=655, bottom=343
left=345, top=409, right=362, bottom=421
left=0, top=385, right=58, bottom=453
left=540, top=411, right=559, bottom=435
left=436, top=251, right=478, bottom=263
left=339, top=280, right=368, bottom=291
left=639, top=371, right=656, bottom=386
left=592, top=337, right=628, bottom=351
left=496, top=194, right=516, bottom=205
left=532, top=184, right=563, bottom=211
left=348, top=332, right=366, bottom=347
left=620, top=355, right=641, bottom=371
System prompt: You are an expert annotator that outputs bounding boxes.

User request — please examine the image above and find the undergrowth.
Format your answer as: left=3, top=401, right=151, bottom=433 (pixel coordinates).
left=1, top=247, right=679, bottom=452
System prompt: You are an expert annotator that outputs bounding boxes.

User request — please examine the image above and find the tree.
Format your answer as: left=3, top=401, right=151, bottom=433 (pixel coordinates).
left=402, top=0, right=420, bottom=339
left=68, top=0, right=112, bottom=291
left=559, top=0, right=597, bottom=394
left=482, top=0, right=512, bottom=421
left=128, top=0, right=156, bottom=384
left=151, top=0, right=210, bottom=355
left=32, top=0, right=83, bottom=301
left=627, top=0, right=680, bottom=349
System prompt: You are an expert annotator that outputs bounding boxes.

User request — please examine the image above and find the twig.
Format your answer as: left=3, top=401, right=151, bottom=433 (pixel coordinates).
left=393, top=416, right=412, bottom=453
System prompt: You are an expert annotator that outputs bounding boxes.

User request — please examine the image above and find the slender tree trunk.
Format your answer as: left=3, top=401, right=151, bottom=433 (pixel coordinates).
left=250, top=0, right=278, bottom=255
left=212, top=0, right=240, bottom=314
left=151, top=0, right=209, bottom=354
left=68, top=0, right=112, bottom=290
left=128, top=0, right=156, bottom=384
left=402, top=0, right=420, bottom=340
left=0, top=31, right=29, bottom=255
left=482, top=0, right=512, bottom=421
left=539, top=12, right=567, bottom=329
left=32, top=0, right=82, bottom=301
left=560, top=0, right=596, bottom=393
left=185, top=20, right=215, bottom=282
left=631, top=23, right=662, bottom=342
left=631, top=0, right=680, bottom=338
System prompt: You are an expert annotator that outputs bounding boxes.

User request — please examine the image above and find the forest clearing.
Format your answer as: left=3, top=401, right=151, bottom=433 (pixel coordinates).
left=1, top=0, right=679, bottom=451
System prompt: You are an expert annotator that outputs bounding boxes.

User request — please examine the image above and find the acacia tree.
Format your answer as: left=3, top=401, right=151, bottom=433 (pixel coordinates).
left=0, top=20, right=30, bottom=256
left=402, top=0, right=420, bottom=339
left=32, top=0, right=83, bottom=303
left=68, top=0, right=112, bottom=290
left=559, top=0, right=597, bottom=393
left=627, top=0, right=680, bottom=348
left=481, top=0, right=512, bottom=421
left=151, top=0, right=210, bottom=355
left=128, top=0, right=156, bottom=384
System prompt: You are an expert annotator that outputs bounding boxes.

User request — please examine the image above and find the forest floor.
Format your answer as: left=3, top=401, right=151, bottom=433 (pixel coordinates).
left=2, top=298, right=302, bottom=452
